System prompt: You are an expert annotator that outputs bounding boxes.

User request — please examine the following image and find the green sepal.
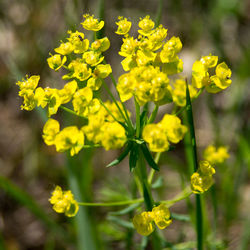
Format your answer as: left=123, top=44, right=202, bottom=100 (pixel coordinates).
left=140, top=143, right=159, bottom=171
left=129, top=142, right=139, bottom=172
left=106, top=142, right=132, bottom=168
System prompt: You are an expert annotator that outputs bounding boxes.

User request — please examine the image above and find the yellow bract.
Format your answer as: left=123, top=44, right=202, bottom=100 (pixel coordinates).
left=115, top=16, right=132, bottom=35
left=49, top=186, right=79, bottom=217
left=203, top=145, right=229, bottom=164
left=191, top=160, right=215, bottom=194
left=143, top=114, right=187, bottom=152
left=81, top=14, right=104, bottom=31
left=133, top=204, right=172, bottom=236
left=138, top=16, right=155, bottom=36
left=47, top=54, right=67, bottom=71
left=54, top=126, right=84, bottom=156
left=54, top=42, right=74, bottom=55
left=43, top=118, right=60, bottom=146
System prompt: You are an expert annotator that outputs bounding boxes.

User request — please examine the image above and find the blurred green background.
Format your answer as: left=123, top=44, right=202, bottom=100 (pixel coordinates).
left=0, top=0, right=250, bottom=249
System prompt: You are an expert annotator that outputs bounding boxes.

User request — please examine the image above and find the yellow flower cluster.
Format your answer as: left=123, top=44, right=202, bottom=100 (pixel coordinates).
left=116, top=16, right=183, bottom=106
left=43, top=119, right=84, bottom=156
left=133, top=204, right=172, bottom=236
left=82, top=101, right=127, bottom=150
left=191, top=161, right=216, bottom=194
left=49, top=186, right=79, bottom=217
left=203, top=145, right=229, bottom=164
left=192, top=54, right=232, bottom=93
left=143, top=114, right=187, bottom=152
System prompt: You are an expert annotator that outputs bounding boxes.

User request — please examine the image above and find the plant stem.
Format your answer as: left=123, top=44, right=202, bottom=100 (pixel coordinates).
left=135, top=98, right=141, bottom=138
left=147, top=105, right=159, bottom=124
left=185, top=81, right=203, bottom=250
left=60, top=106, right=87, bottom=119
left=78, top=198, right=143, bottom=207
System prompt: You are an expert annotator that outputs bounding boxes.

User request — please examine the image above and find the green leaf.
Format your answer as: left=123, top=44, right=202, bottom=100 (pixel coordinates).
left=129, top=143, right=139, bottom=172
left=171, top=213, right=191, bottom=222
left=109, top=203, right=140, bottom=216
left=151, top=176, right=164, bottom=189
left=107, top=215, right=134, bottom=229
left=140, top=143, right=159, bottom=171
left=106, top=142, right=132, bottom=168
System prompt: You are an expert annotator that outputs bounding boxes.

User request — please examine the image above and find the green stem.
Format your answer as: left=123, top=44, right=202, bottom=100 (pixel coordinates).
left=60, top=106, right=87, bottom=119
left=78, top=198, right=143, bottom=207
left=185, top=82, right=203, bottom=250
left=147, top=105, right=159, bottom=124
left=102, top=80, right=132, bottom=129
left=148, top=152, right=161, bottom=184
left=135, top=98, right=141, bottom=138
left=109, top=73, right=134, bottom=132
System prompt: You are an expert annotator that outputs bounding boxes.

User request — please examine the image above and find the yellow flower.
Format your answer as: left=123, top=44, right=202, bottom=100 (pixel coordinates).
left=191, top=60, right=209, bottom=89
left=70, top=60, right=92, bottom=81
left=117, top=73, right=136, bottom=102
left=152, top=204, right=172, bottom=230
left=43, top=88, right=62, bottom=117
left=87, top=64, right=112, bottom=90
left=133, top=211, right=155, bottom=236
left=49, top=186, right=79, bottom=217
left=160, top=114, right=187, bottom=144
left=149, top=25, right=168, bottom=50
left=43, top=118, right=60, bottom=146
left=91, top=37, right=110, bottom=52
left=203, top=145, right=229, bottom=164
left=16, top=75, right=40, bottom=95
left=54, top=42, right=74, bottom=55
left=100, top=122, right=127, bottom=150
left=47, top=54, right=67, bottom=71
left=58, top=80, right=78, bottom=104
left=67, top=30, right=89, bottom=54
left=72, top=87, right=93, bottom=116
left=54, top=126, right=84, bottom=156
left=143, top=124, right=169, bottom=152
left=119, top=37, right=138, bottom=57
left=83, top=51, right=104, bottom=66
left=81, top=14, right=104, bottom=31
left=115, top=16, right=132, bottom=35
left=138, top=16, right=155, bottom=36
left=19, top=89, right=37, bottom=111
left=200, top=54, right=218, bottom=68
left=133, top=204, right=172, bottom=236
left=191, top=172, right=214, bottom=194
left=199, top=160, right=216, bottom=176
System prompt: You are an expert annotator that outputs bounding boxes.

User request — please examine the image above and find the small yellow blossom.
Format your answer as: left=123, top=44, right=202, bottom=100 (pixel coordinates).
left=133, top=211, right=155, bottom=236
left=138, top=16, right=155, bottom=36
left=200, top=54, right=218, bottom=68
left=83, top=51, right=104, bottom=66
left=58, top=80, right=78, bottom=104
left=160, top=114, right=187, bottom=144
left=81, top=14, right=104, bottom=31
left=47, top=54, right=67, bottom=71
left=133, top=204, right=172, bottom=236
left=54, top=126, right=84, bottom=156
left=43, top=88, right=62, bottom=117
left=43, top=118, right=60, bottom=146
left=16, top=75, right=40, bottom=94
left=203, top=145, right=229, bottom=164
left=72, top=87, right=93, bottom=116
left=191, top=172, right=214, bottom=194
left=152, top=204, right=172, bottom=230
left=70, top=60, right=92, bottom=81
left=67, top=30, right=89, bottom=54
left=143, top=124, right=169, bottom=152
left=54, top=42, right=74, bottom=55
left=49, top=186, right=79, bottom=217
left=91, top=37, right=110, bottom=52
left=117, top=73, right=136, bottom=102
left=100, top=122, right=127, bottom=150
left=115, top=16, right=132, bottom=35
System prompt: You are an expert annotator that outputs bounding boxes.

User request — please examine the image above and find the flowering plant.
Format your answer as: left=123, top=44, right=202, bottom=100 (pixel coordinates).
left=16, top=14, right=231, bottom=249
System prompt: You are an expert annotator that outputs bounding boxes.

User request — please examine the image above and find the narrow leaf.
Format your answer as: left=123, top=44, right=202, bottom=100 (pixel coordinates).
left=107, top=215, right=134, bottom=229
left=140, top=143, right=159, bottom=171
left=106, top=143, right=132, bottom=168
left=129, top=143, right=139, bottom=172
left=109, top=203, right=140, bottom=216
